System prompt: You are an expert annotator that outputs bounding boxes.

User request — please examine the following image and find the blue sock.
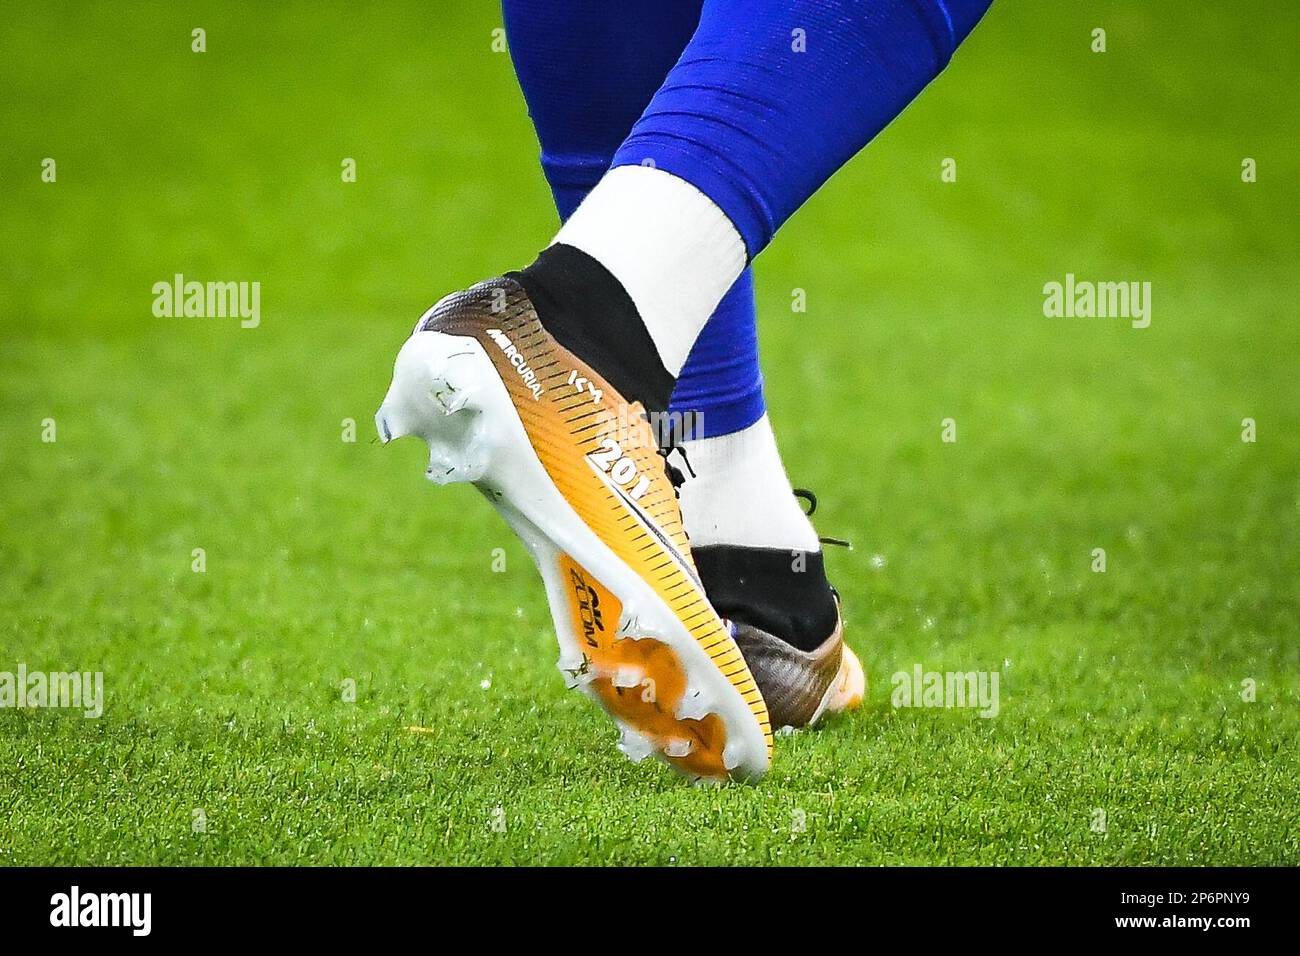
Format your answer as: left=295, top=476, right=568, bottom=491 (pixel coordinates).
left=611, top=0, right=993, bottom=257
left=503, top=0, right=767, bottom=440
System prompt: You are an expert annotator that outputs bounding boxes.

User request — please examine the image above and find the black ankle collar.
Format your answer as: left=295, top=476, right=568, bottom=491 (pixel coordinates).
left=693, top=545, right=839, bottom=652
left=509, top=244, right=674, bottom=416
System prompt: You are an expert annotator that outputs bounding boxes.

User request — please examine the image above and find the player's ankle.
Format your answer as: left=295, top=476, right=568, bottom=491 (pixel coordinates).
left=674, top=415, right=838, bottom=651
left=551, top=165, right=747, bottom=375
left=677, top=415, right=818, bottom=550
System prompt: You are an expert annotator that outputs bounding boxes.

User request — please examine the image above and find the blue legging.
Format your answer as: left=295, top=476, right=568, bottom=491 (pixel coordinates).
left=502, top=0, right=991, bottom=435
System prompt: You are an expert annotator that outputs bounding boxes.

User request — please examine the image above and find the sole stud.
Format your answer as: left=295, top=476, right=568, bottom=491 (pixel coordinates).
left=675, top=689, right=713, bottom=721
left=722, top=740, right=745, bottom=772
left=664, top=738, right=693, bottom=758
left=617, top=727, right=654, bottom=763
left=424, top=427, right=489, bottom=485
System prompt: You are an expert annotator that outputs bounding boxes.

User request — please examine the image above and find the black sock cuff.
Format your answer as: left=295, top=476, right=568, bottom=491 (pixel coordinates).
left=693, top=545, right=839, bottom=652
left=509, top=244, right=674, bottom=415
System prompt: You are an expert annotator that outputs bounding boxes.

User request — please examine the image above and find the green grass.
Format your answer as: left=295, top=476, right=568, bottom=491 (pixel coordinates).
left=1, top=1, right=1297, bottom=865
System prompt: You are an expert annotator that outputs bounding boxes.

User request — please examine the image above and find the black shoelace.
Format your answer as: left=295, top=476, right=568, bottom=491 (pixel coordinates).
left=792, top=488, right=852, bottom=549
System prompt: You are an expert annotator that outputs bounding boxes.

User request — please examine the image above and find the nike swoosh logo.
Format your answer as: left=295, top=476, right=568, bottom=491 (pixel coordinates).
left=587, top=459, right=705, bottom=595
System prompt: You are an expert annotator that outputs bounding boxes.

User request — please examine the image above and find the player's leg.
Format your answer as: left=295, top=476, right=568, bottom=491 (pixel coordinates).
left=375, top=1, right=774, bottom=782
left=377, top=0, right=992, bottom=778
left=503, top=0, right=834, bottom=728
left=541, top=0, right=992, bottom=723
left=502, top=0, right=702, bottom=224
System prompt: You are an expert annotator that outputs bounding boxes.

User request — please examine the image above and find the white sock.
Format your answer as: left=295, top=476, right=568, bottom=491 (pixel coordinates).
left=553, top=165, right=746, bottom=376
left=678, top=415, right=820, bottom=552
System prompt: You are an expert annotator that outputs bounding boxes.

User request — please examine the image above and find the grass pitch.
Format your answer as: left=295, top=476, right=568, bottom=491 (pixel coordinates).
left=1, top=1, right=1296, bottom=865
